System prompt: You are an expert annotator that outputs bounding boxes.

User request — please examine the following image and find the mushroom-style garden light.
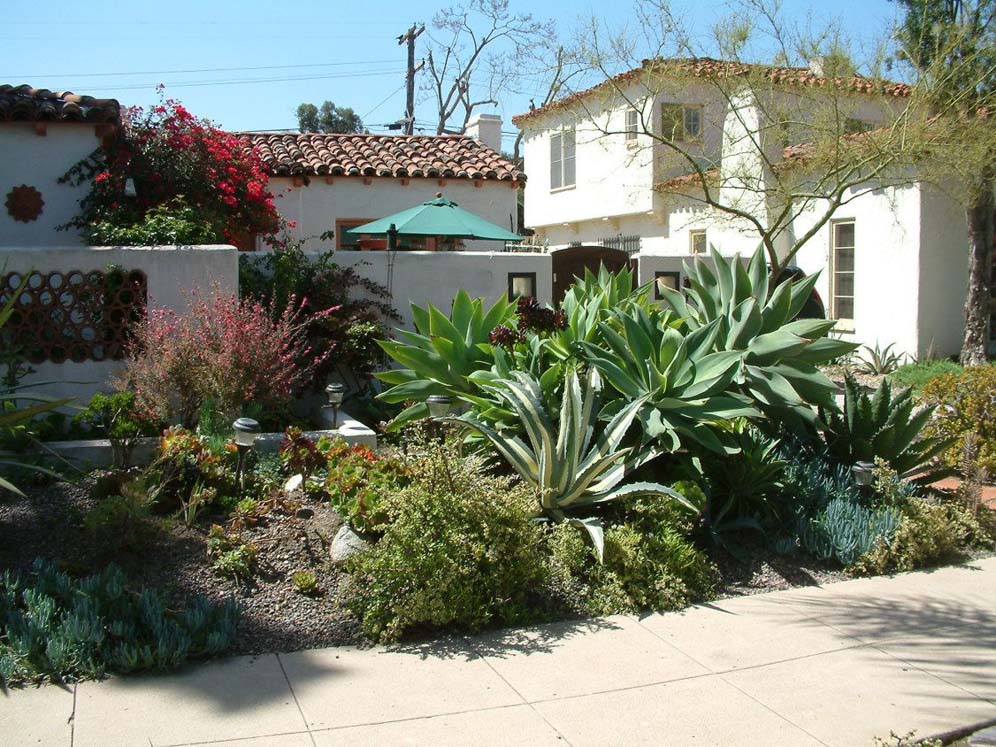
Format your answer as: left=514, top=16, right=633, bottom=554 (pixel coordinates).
left=852, top=460, right=875, bottom=487
left=325, top=382, right=346, bottom=429
left=232, top=417, right=262, bottom=489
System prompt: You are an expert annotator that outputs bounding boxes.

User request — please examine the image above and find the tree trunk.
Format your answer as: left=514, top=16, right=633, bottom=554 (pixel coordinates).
left=961, top=182, right=995, bottom=366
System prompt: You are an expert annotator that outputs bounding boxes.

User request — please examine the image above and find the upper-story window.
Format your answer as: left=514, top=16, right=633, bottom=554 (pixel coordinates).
left=689, top=229, right=707, bottom=255
left=550, top=128, right=576, bottom=190
left=625, top=110, right=639, bottom=142
left=661, top=104, right=703, bottom=142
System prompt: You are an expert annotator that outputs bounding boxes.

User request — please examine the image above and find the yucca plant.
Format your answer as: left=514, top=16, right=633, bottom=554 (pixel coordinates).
left=820, top=375, right=950, bottom=479
left=375, top=290, right=515, bottom=430
left=452, top=367, right=695, bottom=560
left=582, top=304, right=756, bottom=452
left=658, top=247, right=857, bottom=428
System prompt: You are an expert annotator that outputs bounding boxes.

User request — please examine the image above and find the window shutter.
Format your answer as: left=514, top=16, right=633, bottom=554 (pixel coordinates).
left=550, top=132, right=563, bottom=190
left=562, top=128, right=576, bottom=187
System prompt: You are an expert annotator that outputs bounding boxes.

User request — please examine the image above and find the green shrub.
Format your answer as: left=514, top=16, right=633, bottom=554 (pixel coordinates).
left=888, top=359, right=963, bottom=395
left=342, top=448, right=548, bottom=643
left=84, top=200, right=220, bottom=246
left=851, top=495, right=993, bottom=575
left=83, top=486, right=155, bottom=553
left=544, top=494, right=715, bottom=617
left=0, top=559, right=239, bottom=685
left=921, top=365, right=996, bottom=474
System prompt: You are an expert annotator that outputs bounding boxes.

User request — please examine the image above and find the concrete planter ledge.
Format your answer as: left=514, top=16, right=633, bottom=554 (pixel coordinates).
left=42, top=411, right=377, bottom=469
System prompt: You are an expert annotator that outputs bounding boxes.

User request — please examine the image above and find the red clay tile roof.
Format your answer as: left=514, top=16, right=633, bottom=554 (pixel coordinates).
left=239, top=132, right=525, bottom=182
left=513, top=57, right=912, bottom=127
left=0, top=84, right=120, bottom=124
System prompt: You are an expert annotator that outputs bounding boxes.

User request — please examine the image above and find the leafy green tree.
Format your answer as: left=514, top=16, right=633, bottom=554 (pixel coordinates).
left=296, top=101, right=366, bottom=134
left=893, top=0, right=996, bottom=365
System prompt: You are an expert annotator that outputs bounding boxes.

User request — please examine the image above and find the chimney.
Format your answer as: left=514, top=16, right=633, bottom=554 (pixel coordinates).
left=465, top=113, right=503, bottom=153
left=808, top=57, right=825, bottom=77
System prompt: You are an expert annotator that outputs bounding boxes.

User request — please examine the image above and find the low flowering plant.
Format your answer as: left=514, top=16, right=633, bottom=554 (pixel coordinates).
left=119, top=290, right=333, bottom=429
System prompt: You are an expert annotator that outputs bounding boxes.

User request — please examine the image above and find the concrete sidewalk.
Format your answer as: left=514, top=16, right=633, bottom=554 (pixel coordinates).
left=4, top=558, right=996, bottom=747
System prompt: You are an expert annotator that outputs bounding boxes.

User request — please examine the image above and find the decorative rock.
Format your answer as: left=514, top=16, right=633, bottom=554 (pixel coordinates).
left=284, top=474, right=303, bottom=493
left=970, top=726, right=996, bottom=746
left=329, top=525, right=371, bottom=565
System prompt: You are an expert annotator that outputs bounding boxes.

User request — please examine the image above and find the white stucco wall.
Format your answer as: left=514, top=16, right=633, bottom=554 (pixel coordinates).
left=269, top=176, right=520, bottom=253
left=0, top=123, right=105, bottom=247
left=299, top=249, right=553, bottom=330
left=917, top=184, right=970, bottom=359
left=791, top=184, right=923, bottom=357
left=1, top=244, right=238, bottom=402
left=520, top=100, right=656, bottom=229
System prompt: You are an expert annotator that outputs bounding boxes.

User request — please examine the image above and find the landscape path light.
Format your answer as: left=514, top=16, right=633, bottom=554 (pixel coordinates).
left=426, top=394, right=454, bottom=419
left=852, top=460, right=875, bottom=488
left=232, top=417, right=262, bottom=490
left=325, top=382, right=346, bottom=429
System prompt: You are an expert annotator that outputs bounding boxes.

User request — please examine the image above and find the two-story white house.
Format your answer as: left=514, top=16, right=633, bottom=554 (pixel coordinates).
left=514, top=58, right=990, bottom=360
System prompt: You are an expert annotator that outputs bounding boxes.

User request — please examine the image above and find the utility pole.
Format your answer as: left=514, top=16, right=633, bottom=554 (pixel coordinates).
left=397, top=23, right=425, bottom=135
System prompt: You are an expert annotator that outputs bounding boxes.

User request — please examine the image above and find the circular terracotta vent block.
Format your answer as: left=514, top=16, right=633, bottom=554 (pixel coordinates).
left=5, top=185, right=44, bottom=222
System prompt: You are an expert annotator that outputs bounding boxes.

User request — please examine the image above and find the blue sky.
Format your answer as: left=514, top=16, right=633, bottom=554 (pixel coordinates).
left=3, top=0, right=902, bottom=150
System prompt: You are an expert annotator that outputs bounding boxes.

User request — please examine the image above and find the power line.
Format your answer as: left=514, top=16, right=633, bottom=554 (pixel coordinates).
left=83, top=70, right=405, bottom=93
left=362, top=83, right=407, bottom=120
left=12, top=60, right=400, bottom=79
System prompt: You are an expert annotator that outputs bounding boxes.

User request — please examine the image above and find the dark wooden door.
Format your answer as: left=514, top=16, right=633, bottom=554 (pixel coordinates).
left=552, top=246, right=633, bottom=304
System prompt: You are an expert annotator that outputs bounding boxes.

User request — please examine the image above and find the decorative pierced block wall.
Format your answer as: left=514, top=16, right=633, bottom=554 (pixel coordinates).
left=1, top=268, right=147, bottom=364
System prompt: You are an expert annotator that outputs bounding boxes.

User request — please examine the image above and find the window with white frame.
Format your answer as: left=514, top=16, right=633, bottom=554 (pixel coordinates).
left=689, top=229, right=707, bottom=255
left=550, top=128, right=576, bottom=190
left=625, top=109, right=638, bottom=142
left=660, top=104, right=703, bottom=142
left=831, top=221, right=855, bottom=322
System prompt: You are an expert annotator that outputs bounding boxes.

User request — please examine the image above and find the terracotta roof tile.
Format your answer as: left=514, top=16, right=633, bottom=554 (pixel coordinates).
left=240, top=132, right=525, bottom=182
left=513, top=57, right=912, bottom=126
left=0, top=84, right=120, bottom=124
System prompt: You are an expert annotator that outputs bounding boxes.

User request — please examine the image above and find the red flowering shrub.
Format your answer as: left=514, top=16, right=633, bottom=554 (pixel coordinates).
left=119, top=291, right=333, bottom=428
left=60, top=91, right=282, bottom=248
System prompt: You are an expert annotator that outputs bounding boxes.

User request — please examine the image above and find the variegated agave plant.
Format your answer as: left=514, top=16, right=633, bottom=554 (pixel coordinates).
left=451, top=367, right=695, bottom=561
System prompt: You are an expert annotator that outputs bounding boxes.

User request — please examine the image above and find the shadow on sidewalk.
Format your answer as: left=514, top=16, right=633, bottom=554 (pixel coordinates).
left=392, top=616, right=624, bottom=661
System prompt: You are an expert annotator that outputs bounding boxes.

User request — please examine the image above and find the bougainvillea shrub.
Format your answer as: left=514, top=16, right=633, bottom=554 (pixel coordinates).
left=119, top=291, right=332, bottom=428
left=60, top=90, right=282, bottom=248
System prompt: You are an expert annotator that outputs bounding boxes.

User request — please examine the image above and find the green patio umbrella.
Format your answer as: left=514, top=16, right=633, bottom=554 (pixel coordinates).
left=346, top=195, right=523, bottom=243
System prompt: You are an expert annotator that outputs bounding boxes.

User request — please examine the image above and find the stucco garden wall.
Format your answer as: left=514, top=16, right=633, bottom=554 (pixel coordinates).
left=1, top=244, right=238, bottom=402
left=312, top=250, right=552, bottom=330
left=0, top=123, right=104, bottom=247
left=269, top=176, right=520, bottom=254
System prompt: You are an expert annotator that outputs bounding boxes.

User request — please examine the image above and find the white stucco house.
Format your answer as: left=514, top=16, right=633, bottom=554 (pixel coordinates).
left=239, top=114, right=524, bottom=252
left=0, top=85, right=120, bottom=246
left=514, top=58, right=992, bottom=360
